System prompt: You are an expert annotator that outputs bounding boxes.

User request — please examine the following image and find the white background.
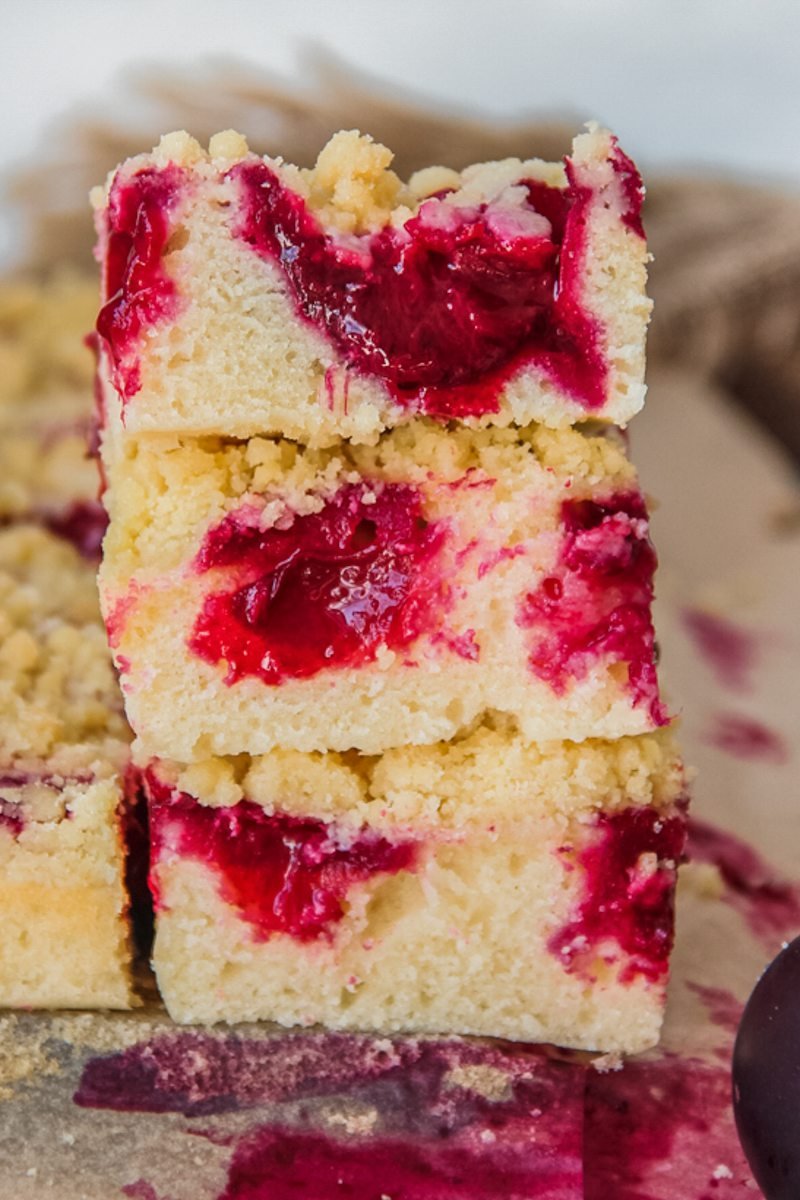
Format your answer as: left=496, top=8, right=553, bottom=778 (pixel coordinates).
left=3, top=0, right=799, bottom=186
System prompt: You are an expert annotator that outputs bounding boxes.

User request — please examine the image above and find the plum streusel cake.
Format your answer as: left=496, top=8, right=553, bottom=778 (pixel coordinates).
left=91, top=125, right=651, bottom=453
left=0, top=525, right=132, bottom=1008
left=89, top=123, right=686, bottom=1053
left=144, top=723, right=685, bottom=1052
left=99, top=421, right=665, bottom=758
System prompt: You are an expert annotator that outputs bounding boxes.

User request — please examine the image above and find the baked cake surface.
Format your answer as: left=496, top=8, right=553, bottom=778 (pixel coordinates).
left=145, top=722, right=686, bottom=1052
left=92, top=124, right=651, bottom=451
left=0, top=524, right=133, bottom=1008
left=100, top=422, right=666, bottom=758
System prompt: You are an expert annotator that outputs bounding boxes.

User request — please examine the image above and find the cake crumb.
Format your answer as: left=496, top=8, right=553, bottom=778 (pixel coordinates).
left=209, top=130, right=249, bottom=163
left=591, top=1051, right=623, bottom=1073
left=444, top=1064, right=511, bottom=1102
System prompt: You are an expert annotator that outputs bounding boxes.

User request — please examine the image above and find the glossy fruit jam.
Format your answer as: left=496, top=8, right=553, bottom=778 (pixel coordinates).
left=189, top=482, right=447, bottom=686
left=146, top=771, right=416, bottom=942
left=549, top=803, right=687, bottom=983
left=96, top=164, right=185, bottom=399
left=520, top=491, right=666, bottom=724
left=229, top=139, right=644, bottom=418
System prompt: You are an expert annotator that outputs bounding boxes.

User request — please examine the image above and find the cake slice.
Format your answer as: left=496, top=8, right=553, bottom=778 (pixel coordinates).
left=0, top=524, right=133, bottom=1008
left=100, top=421, right=666, bottom=759
left=144, top=722, right=686, bottom=1053
left=0, top=273, right=106, bottom=559
left=91, top=124, right=651, bottom=452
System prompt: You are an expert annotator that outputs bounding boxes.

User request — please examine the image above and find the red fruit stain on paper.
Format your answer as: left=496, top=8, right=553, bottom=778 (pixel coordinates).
left=704, top=712, right=788, bottom=765
left=682, top=609, right=760, bottom=691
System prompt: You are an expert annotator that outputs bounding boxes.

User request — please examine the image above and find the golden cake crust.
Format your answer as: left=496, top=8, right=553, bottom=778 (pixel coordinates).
left=93, top=125, right=651, bottom=452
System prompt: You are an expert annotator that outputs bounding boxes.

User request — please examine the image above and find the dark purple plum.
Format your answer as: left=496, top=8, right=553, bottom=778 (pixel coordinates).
left=733, top=935, right=800, bottom=1198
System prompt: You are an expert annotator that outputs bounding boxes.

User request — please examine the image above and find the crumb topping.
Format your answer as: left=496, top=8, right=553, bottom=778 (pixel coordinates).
left=0, top=526, right=128, bottom=766
left=151, top=723, right=684, bottom=834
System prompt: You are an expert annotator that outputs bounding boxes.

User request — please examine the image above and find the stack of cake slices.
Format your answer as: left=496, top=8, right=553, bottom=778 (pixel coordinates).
left=0, top=277, right=133, bottom=1009
left=92, top=125, right=687, bottom=1053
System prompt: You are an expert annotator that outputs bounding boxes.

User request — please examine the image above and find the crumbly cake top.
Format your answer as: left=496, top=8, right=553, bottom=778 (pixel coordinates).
left=91, top=122, right=648, bottom=432
left=94, top=126, right=571, bottom=238
left=145, top=721, right=683, bottom=835
left=103, top=421, right=637, bottom=579
left=0, top=525, right=128, bottom=770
